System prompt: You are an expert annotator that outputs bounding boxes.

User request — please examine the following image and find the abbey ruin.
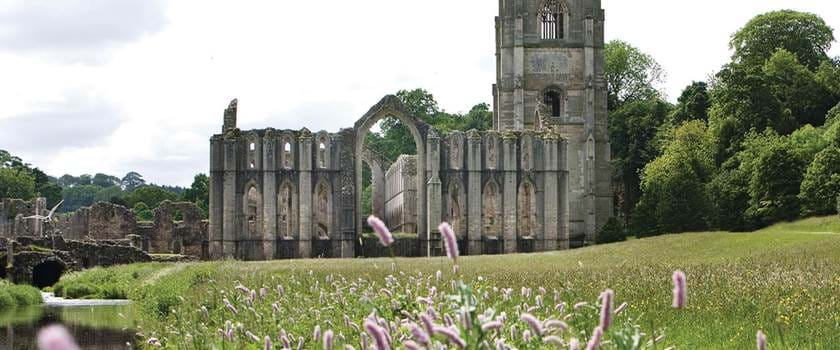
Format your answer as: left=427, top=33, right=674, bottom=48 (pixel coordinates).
left=208, top=0, right=612, bottom=260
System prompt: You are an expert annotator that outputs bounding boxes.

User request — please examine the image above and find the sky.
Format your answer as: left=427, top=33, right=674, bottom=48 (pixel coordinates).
left=1, top=0, right=838, bottom=186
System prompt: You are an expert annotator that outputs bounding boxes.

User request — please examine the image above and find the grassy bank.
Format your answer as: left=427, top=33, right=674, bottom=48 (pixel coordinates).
left=56, top=217, right=840, bottom=348
left=0, top=280, right=42, bottom=310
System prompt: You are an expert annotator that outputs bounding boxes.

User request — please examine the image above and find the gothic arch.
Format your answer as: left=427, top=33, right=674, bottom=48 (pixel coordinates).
left=315, top=132, right=331, bottom=169
left=280, top=132, right=295, bottom=170
left=242, top=181, right=263, bottom=242
left=446, top=177, right=466, bottom=239
left=313, top=178, right=333, bottom=239
left=518, top=179, right=539, bottom=238
left=482, top=179, right=502, bottom=238
left=277, top=179, right=298, bottom=238
left=538, top=0, right=569, bottom=40
left=353, top=95, right=430, bottom=238
left=246, top=132, right=260, bottom=170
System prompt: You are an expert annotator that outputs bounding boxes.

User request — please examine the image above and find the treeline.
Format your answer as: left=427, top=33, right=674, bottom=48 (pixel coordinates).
left=0, top=151, right=209, bottom=221
left=608, top=10, right=840, bottom=240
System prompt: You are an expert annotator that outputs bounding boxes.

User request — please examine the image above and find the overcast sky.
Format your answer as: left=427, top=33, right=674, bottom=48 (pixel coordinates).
left=1, top=0, right=838, bottom=186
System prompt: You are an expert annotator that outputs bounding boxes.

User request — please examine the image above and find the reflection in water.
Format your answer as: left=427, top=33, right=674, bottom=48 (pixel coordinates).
left=0, top=305, right=137, bottom=350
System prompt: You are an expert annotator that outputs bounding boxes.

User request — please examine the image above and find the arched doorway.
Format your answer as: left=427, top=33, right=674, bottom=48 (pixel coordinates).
left=32, top=260, right=65, bottom=288
left=354, top=96, right=428, bottom=240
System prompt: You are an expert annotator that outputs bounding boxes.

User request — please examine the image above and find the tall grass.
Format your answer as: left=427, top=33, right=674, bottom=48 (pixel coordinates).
left=0, top=280, right=43, bottom=310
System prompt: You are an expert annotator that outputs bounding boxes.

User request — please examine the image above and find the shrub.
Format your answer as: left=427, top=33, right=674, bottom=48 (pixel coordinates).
left=6, top=284, right=43, bottom=306
left=799, top=146, right=840, bottom=216
left=64, top=283, right=101, bottom=299
left=0, top=289, right=14, bottom=310
left=597, top=217, right=627, bottom=244
left=100, top=285, right=128, bottom=300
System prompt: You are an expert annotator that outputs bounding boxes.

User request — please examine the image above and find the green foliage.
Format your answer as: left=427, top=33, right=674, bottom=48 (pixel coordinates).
left=762, top=49, right=837, bottom=127
left=799, top=146, right=840, bottom=216
left=605, top=40, right=665, bottom=110
left=0, top=282, right=43, bottom=310
left=706, top=168, right=751, bottom=231
left=746, top=142, right=806, bottom=227
left=63, top=283, right=101, bottom=299
left=132, top=202, right=154, bottom=221
left=0, top=167, right=35, bottom=200
left=60, top=185, right=100, bottom=212
left=0, top=289, right=13, bottom=310
left=596, top=217, right=626, bottom=244
left=730, top=10, right=834, bottom=70
left=125, top=186, right=178, bottom=209
left=669, top=81, right=711, bottom=124
left=121, top=172, right=146, bottom=192
left=91, top=173, right=121, bottom=188
left=609, top=99, right=672, bottom=222
left=633, top=121, right=715, bottom=236
left=181, top=174, right=209, bottom=218
left=93, top=185, right=125, bottom=204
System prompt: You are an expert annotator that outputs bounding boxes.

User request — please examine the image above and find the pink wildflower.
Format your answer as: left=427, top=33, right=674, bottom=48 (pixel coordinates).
left=420, top=313, right=435, bottom=334
left=324, top=330, right=334, bottom=350
left=410, top=323, right=430, bottom=344
left=672, top=270, right=687, bottom=309
left=434, top=326, right=466, bottom=348
left=599, top=289, right=613, bottom=331
left=569, top=338, right=580, bottom=350
left=585, top=326, right=603, bottom=350
left=543, top=319, right=568, bottom=332
left=367, top=215, right=394, bottom=247
left=481, top=320, right=503, bottom=332
left=403, top=341, right=422, bottom=350
left=264, top=336, right=272, bottom=350
left=314, top=325, right=321, bottom=342
left=364, top=320, right=391, bottom=350
left=520, top=313, right=543, bottom=336
left=438, top=222, right=459, bottom=261
left=544, top=335, right=565, bottom=346
left=614, top=302, right=627, bottom=315
left=756, top=330, right=766, bottom=350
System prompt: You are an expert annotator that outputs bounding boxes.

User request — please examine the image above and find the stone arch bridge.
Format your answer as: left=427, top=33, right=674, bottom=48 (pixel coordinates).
left=209, top=95, right=608, bottom=260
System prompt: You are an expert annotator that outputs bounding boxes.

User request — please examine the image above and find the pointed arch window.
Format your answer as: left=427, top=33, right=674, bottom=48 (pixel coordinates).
left=539, top=0, right=566, bottom=40
left=544, top=90, right=562, bottom=117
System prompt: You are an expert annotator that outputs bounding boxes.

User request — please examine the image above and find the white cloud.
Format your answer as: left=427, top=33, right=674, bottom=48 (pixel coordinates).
left=0, top=0, right=838, bottom=186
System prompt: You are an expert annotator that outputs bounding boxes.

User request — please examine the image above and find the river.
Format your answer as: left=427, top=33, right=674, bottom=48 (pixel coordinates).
left=0, top=293, right=138, bottom=349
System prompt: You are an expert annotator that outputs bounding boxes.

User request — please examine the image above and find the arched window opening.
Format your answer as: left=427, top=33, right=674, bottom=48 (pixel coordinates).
left=247, top=187, right=259, bottom=229
left=318, top=142, right=327, bottom=168
left=314, top=180, right=332, bottom=239
left=283, top=142, right=292, bottom=169
left=518, top=182, right=538, bottom=238
left=447, top=182, right=463, bottom=237
left=539, top=0, right=565, bottom=40
left=483, top=182, right=501, bottom=237
left=278, top=183, right=295, bottom=238
left=249, top=142, right=256, bottom=151
left=544, top=91, right=562, bottom=117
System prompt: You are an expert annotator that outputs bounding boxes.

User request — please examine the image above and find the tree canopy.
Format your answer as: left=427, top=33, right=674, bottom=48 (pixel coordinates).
left=730, top=10, right=835, bottom=70
left=605, top=40, right=665, bottom=110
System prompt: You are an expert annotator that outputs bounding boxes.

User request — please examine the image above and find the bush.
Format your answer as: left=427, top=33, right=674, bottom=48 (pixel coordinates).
left=63, top=283, right=101, bottom=299
left=799, top=146, right=840, bottom=216
left=101, top=285, right=128, bottom=300
left=6, top=285, right=43, bottom=306
left=597, top=217, right=627, bottom=244
left=0, top=289, right=14, bottom=310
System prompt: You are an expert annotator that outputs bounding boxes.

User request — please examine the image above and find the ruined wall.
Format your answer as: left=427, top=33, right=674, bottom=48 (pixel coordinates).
left=56, top=202, right=137, bottom=240
left=0, top=198, right=47, bottom=238
left=384, top=155, right=417, bottom=234
left=148, top=201, right=208, bottom=258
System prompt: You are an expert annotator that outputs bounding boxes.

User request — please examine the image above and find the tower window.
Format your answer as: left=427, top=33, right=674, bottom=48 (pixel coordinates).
left=544, top=91, right=562, bottom=117
left=539, top=0, right=565, bottom=40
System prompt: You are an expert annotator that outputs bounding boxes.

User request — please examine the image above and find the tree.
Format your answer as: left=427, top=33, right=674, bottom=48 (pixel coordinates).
left=124, top=186, right=178, bottom=209
left=121, top=172, right=146, bottom=191
left=669, top=82, right=710, bottom=124
left=61, top=185, right=100, bottom=212
left=799, top=146, right=840, bottom=216
left=746, top=143, right=806, bottom=227
left=94, top=186, right=126, bottom=204
left=730, top=10, right=834, bottom=70
left=608, top=99, right=671, bottom=223
left=0, top=168, right=35, bottom=200
left=182, top=174, right=209, bottom=218
left=596, top=217, right=626, bottom=244
left=77, top=174, right=92, bottom=186
left=459, top=103, right=493, bottom=131
left=92, top=173, right=121, bottom=188
left=132, top=202, right=154, bottom=222
left=605, top=40, right=665, bottom=110
left=762, top=49, right=837, bottom=127
left=632, top=121, right=715, bottom=236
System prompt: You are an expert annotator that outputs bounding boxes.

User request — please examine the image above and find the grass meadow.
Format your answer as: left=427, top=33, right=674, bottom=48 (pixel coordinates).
left=55, top=216, right=840, bottom=349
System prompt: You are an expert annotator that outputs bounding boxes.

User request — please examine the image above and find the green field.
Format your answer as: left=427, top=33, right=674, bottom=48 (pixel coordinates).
left=56, top=217, right=840, bottom=349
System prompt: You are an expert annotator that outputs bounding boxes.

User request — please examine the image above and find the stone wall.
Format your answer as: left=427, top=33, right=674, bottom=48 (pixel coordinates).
left=0, top=198, right=47, bottom=238
left=57, top=202, right=137, bottom=240
left=384, top=155, right=417, bottom=233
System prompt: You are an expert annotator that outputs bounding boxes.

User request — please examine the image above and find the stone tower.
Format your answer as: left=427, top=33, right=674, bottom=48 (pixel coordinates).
left=493, top=0, right=612, bottom=241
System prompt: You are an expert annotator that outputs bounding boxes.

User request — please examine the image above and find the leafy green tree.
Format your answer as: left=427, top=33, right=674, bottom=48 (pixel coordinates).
left=57, top=174, right=78, bottom=187
left=77, top=174, right=92, bottom=186
left=0, top=168, right=35, bottom=200
left=669, top=81, right=710, bottom=124
left=706, top=168, right=752, bottom=231
left=608, top=99, right=671, bottom=223
left=94, top=186, right=125, bottom=204
left=92, top=173, right=121, bottom=188
left=61, top=185, right=100, bottom=212
left=125, top=186, right=178, bottom=209
left=763, top=49, right=837, bottom=127
left=730, top=10, right=834, bottom=70
left=632, top=121, right=715, bottom=236
left=799, top=146, right=840, bottom=215
left=182, top=174, right=209, bottom=218
left=459, top=103, right=493, bottom=131
left=746, top=143, right=806, bottom=226
left=605, top=40, right=665, bottom=110
left=121, top=172, right=146, bottom=191
left=596, top=217, right=626, bottom=244
left=132, top=202, right=154, bottom=222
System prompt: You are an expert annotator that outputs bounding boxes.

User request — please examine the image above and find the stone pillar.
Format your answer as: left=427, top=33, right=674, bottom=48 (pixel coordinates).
left=32, top=198, right=46, bottom=237
left=583, top=17, right=598, bottom=242
left=466, top=130, right=483, bottom=255
left=513, top=16, right=525, bottom=130
left=502, top=133, right=518, bottom=253
left=262, top=133, right=277, bottom=260
left=222, top=138, right=238, bottom=259
left=542, top=134, right=560, bottom=251
left=298, top=131, right=313, bottom=258
left=560, top=140, right=571, bottom=249
left=371, top=162, right=386, bottom=220
left=209, top=136, right=225, bottom=259
left=425, top=130, right=442, bottom=257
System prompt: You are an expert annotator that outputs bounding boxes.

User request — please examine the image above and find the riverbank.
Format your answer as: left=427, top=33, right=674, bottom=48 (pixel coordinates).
left=0, top=280, right=41, bottom=310
left=54, top=217, right=840, bottom=348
